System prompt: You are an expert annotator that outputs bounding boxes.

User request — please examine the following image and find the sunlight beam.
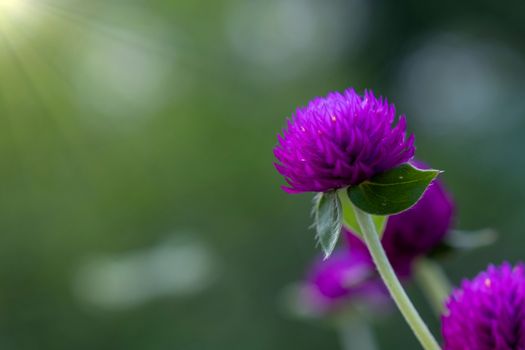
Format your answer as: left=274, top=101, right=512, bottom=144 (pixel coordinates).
left=0, top=0, right=32, bottom=20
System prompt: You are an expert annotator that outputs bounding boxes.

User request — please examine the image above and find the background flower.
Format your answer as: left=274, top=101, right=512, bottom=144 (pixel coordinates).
left=274, top=89, right=415, bottom=193
left=303, top=248, right=388, bottom=313
left=346, top=164, right=455, bottom=277
left=442, top=262, right=525, bottom=350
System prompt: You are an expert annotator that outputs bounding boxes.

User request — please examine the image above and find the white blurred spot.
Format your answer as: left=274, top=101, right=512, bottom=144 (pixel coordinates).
left=73, top=36, right=172, bottom=121
left=226, top=0, right=369, bottom=80
left=397, top=33, right=525, bottom=135
left=71, top=9, right=181, bottom=123
left=73, top=236, right=217, bottom=310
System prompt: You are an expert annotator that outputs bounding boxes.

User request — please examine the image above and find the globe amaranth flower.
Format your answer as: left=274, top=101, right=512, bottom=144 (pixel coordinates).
left=346, top=163, right=455, bottom=277
left=274, top=88, right=415, bottom=193
left=442, top=263, right=525, bottom=350
left=303, top=248, right=388, bottom=312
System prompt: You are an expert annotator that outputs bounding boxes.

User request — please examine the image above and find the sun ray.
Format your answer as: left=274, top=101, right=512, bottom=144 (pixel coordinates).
left=0, top=8, right=82, bottom=146
left=0, top=25, right=43, bottom=185
left=0, top=0, right=179, bottom=201
left=0, top=2, right=107, bottom=193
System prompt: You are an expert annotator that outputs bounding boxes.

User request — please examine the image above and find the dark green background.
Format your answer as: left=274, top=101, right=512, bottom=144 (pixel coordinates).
left=0, top=0, right=524, bottom=348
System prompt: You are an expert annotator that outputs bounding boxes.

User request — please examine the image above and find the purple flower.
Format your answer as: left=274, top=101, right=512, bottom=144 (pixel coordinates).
left=382, top=162, right=454, bottom=276
left=304, top=248, right=387, bottom=312
left=347, top=164, right=455, bottom=277
left=442, top=263, right=525, bottom=350
left=304, top=169, right=453, bottom=312
left=274, top=89, right=415, bottom=193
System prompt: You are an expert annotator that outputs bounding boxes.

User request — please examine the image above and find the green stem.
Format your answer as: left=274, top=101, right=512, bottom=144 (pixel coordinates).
left=352, top=204, right=441, bottom=350
left=337, top=314, right=378, bottom=350
left=414, top=258, right=451, bottom=316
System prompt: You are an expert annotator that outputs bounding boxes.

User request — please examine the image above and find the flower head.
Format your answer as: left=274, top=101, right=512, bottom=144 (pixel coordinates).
left=274, top=88, right=415, bottom=193
left=442, top=263, right=525, bottom=350
left=347, top=163, right=455, bottom=277
left=304, top=248, right=387, bottom=312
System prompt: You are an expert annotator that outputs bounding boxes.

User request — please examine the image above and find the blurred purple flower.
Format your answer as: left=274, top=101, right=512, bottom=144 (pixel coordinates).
left=442, top=262, right=525, bottom=350
left=304, top=248, right=387, bottom=312
left=274, top=89, right=415, bottom=193
left=347, top=163, right=455, bottom=277
left=301, top=160, right=454, bottom=312
left=382, top=161, right=454, bottom=277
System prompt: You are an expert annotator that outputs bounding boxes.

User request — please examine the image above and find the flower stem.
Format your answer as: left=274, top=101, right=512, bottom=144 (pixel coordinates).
left=414, top=258, right=451, bottom=316
left=337, top=314, right=378, bottom=350
left=352, top=204, right=441, bottom=350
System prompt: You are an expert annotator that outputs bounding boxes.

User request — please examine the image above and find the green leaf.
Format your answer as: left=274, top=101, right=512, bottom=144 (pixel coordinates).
left=348, top=163, right=441, bottom=215
left=337, top=189, right=388, bottom=237
left=312, top=191, right=342, bottom=259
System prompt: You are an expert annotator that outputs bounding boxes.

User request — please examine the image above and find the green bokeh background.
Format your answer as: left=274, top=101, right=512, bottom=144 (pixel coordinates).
left=0, top=0, right=524, bottom=348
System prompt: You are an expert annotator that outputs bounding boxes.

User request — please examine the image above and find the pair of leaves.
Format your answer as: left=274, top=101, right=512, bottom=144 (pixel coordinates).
left=313, top=163, right=441, bottom=258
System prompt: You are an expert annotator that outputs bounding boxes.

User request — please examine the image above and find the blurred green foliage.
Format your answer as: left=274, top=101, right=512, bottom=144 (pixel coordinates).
left=0, top=0, right=524, bottom=349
